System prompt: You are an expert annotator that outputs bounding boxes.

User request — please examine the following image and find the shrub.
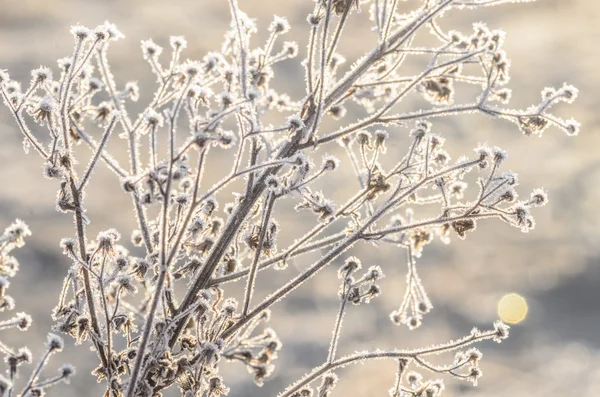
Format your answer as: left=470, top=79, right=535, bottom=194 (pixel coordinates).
left=0, top=0, right=578, bottom=396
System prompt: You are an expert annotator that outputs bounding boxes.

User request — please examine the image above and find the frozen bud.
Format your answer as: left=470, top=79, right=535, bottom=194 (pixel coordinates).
left=117, top=275, right=136, bottom=294
left=493, top=88, right=512, bottom=104
left=102, top=21, right=124, bottom=41
left=327, top=105, right=346, bottom=120
left=338, top=257, right=361, bottom=279
left=17, top=347, right=32, bottom=363
left=364, top=284, right=381, bottom=302
left=0, top=296, right=15, bottom=311
left=141, top=39, right=163, bottom=60
left=307, top=13, right=321, bottom=26
left=541, top=87, right=556, bottom=100
left=70, top=25, right=90, bottom=40
left=182, top=61, right=202, bottom=79
left=449, top=181, right=467, bottom=199
left=286, top=115, right=305, bottom=132
left=5, top=219, right=31, bottom=247
left=97, top=229, right=120, bottom=252
left=247, top=87, right=260, bottom=101
left=492, top=320, right=510, bottom=342
left=124, top=81, right=139, bottom=101
left=501, top=171, right=518, bottom=186
left=500, top=188, right=517, bottom=203
left=365, top=265, right=384, bottom=282
left=31, top=66, right=53, bottom=84
left=424, top=380, right=444, bottom=397
left=46, top=333, right=64, bottom=352
left=406, top=371, right=423, bottom=387
left=374, top=130, right=388, bottom=148
left=529, top=188, right=548, bottom=207
left=218, top=131, right=235, bottom=148
left=93, top=25, right=110, bottom=42
left=270, top=16, right=290, bottom=34
left=59, top=237, right=77, bottom=254
left=317, top=373, right=338, bottom=397
left=60, top=364, right=76, bottom=382
left=468, top=367, right=483, bottom=385
left=115, top=255, right=128, bottom=271
left=564, top=118, right=581, bottom=136
left=16, top=312, right=32, bottom=330
left=322, top=155, right=339, bottom=171
left=265, top=175, right=281, bottom=193
left=356, top=131, right=371, bottom=146
left=32, top=96, right=56, bottom=125
left=218, top=91, right=233, bottom=107
left=283, top=41, right=298, bottom=57
left=557, top=83, right=578, bottom=104
left=466, top=348, right=483, bottom=364
left=5, top=81, right=20, bottom=94
left=144, top=109, right=164, bottom=128
left=221, top=298, right=238, bottom=317
left=43, top=163, right=62, bottom=179
left=474, top=143, right=491, bottom=161
left=120, top=177, right=136, bottom=193
left=203, top=52, right=223, bottom=73
left=197, top=342, right=221, bottom=366
left=89, top=77, right=103, bottom=91
left=512, top=203, right=530, bottom=225
left=170, top=36, right=187, bottom=49
left=491, top=146, right=508, bottom=165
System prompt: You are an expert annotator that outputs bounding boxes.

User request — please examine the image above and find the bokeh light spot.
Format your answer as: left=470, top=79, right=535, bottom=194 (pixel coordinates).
left=498, top=293, right=528, bottom=324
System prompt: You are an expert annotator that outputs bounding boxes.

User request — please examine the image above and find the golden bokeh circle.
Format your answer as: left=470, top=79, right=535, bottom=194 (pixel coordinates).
left=498, top=293, right=528, bottom=324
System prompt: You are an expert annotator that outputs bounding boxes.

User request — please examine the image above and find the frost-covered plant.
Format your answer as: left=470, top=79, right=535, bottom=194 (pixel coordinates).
left=0, top=0, right=579, bottom=396
left=0, top=221, right=74, bottom=396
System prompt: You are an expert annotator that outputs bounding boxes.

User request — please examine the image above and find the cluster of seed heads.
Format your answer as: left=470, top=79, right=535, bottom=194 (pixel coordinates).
left=0, top=0, right=578, bottom=395
left=0, top=221, right=74, bottom=397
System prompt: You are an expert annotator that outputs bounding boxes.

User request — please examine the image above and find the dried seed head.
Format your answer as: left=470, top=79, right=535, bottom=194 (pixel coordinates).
left=17, top=347, right=32, bottom=363
left=170, top=36, right=187, bottom=50
left=97, top=229, right=121, bottom=253
left=468, top=366, right=483, bottom=385
left=529, top=188, right=548, bottom=207
left=286, top=115, right=305, bottom=132
left=322, top=155, right=339, bottom=171
left=124, top=81, right=139, bottom=101
left=46, top=333, right=64, bottom=352
left=16, top=312, right=32, bottom=330
left=31, top=66, right=53, bottom=84
left=144, top=109, right=164, bottom=128
left=102, top=21, right=124, bottom=41
left=491, top=146, right=508, bottom=165
left=70, top=25, right=90, bottom=40
left=283, top=41, right=298, bottom=58
left=141, top=39, right=163, bottom=60
left=493, top=320, right=510, bottom=342
left=269, top=16, right=290, bottom=34
left=265, top=175, right=281, bottom=193
left=60, top=364, right=76, bottom=381
left=564, top=118, right=581, bottom=136
left=557, top=83, right=578, bottom=104
left=307, top=13, right=321, bottom=26
left=93, top=25, right=110, bottom=42
left=59, top=237, right=76, bottom=255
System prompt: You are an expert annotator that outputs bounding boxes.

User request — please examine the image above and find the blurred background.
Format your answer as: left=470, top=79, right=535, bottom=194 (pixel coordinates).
left=0, top=0, right=598, bottom=395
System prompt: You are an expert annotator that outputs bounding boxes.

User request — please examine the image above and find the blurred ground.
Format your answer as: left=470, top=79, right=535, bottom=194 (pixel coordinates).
left=0, top=0, right=599, bottom=396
